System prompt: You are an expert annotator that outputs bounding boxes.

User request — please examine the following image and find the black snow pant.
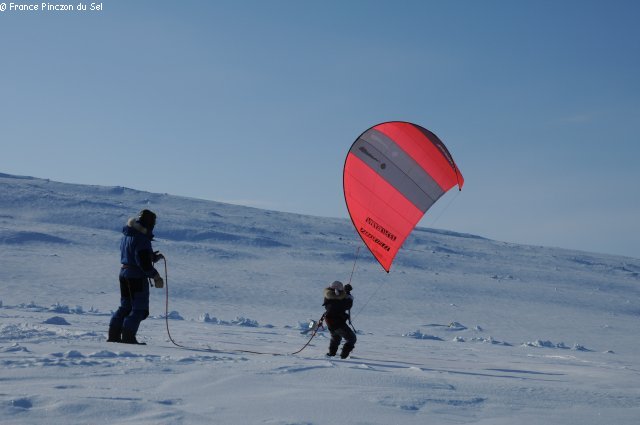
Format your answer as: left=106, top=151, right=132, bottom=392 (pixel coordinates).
left=328, top=325, right=357, bottom=358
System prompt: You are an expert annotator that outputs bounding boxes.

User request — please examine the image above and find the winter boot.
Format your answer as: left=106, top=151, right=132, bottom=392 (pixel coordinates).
left=340, top=343, right=354, bottom=359
left=121, top=329, right=146, bottom=345
left=107, top=326, right=122, bottom=343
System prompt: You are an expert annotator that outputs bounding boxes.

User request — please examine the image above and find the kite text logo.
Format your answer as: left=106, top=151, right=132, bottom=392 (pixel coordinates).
left=359, top=227, right=391, bottom=252
left=365, top=217, right=397, bottom=241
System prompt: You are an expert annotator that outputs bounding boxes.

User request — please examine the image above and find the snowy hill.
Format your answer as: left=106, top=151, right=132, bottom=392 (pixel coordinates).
left=1, top=172, right=639, bottom=424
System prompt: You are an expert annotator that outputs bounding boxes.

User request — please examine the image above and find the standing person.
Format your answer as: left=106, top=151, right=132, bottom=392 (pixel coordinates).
left=108, top=209, right=164, bottom=344
left=323, top=281, right=356, bottom=359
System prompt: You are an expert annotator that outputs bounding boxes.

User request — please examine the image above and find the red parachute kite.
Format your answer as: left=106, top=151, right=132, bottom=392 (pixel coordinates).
left=343, top=121, right=464, bottom=272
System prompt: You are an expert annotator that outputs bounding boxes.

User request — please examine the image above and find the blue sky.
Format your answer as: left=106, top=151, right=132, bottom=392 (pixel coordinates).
left=1, top=0, right=639, bottom=258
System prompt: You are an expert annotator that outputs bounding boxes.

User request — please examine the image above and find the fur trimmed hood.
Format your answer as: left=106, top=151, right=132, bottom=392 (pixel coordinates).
left=324, top=287, right=347, bottom=300
left=126, top=217, right=150, bottom=236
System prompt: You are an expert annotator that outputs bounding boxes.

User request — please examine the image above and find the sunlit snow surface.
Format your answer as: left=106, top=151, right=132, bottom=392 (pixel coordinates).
left=1, top=173, right=639, bottom=424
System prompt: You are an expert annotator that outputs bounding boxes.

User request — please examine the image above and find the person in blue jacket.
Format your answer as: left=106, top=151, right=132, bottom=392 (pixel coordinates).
left=108, top=209, right=164, bottom=344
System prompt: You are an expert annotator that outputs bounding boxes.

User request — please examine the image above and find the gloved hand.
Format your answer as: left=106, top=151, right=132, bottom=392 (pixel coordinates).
left=153, top=274, right=164, bottom=289
left=153, top=251, right=164, bottom=262
left=344, top=283, right=353, bottom=294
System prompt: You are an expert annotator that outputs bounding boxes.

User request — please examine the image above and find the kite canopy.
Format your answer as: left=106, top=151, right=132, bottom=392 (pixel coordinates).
left=343, top=121, right=464, bottom=272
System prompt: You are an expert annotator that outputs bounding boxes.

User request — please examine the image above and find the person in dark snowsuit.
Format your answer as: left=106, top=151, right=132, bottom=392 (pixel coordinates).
left=108, top=209, right=164, bottom=344
left=323, top=280, right=356, bottom=359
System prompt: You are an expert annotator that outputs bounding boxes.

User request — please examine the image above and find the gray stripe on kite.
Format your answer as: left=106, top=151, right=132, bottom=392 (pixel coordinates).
left=351, top=128, right=445, bottom=212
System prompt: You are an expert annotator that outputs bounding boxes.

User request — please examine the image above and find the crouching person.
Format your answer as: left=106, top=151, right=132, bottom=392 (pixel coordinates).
left=323, top=281, right=356, bottom=359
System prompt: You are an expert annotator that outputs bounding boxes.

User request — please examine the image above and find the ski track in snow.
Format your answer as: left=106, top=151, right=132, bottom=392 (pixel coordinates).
left=1, top=174, right=640, bottom=424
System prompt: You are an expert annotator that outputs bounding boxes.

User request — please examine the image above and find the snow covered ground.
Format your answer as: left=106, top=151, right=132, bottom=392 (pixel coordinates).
left=1, top=172, right=639, bottom=424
